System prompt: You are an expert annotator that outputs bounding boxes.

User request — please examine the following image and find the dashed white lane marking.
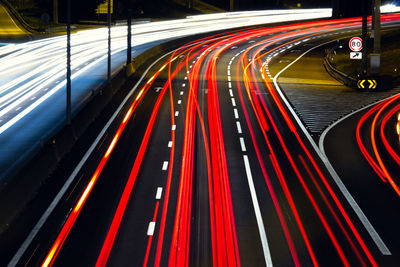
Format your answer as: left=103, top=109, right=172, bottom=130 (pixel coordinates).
left=178, top=100, right=182, bottom=105
left=182, top=83, right=186, bottom=87
left=231, top=98, right=236, bottom=107
left=31, top=97, right=36, bottom=100
left=162, top=161, right=169, bottom=171
left=234, top=109, right=239, bottom=119
left=172, top=125, right=176, bottom=131
left=227, top=70, right=231, bottom=76
left=243, top=155, right=273, bottom=267
left=180, top=91, right=184, bottom=95
left=168, top=141, right=173, bottom=148
left=229, top=89, right=234, bottom=97
left=15, top=107, right=21, bottom=111
left=184, top=77, right=187, bottom=80
left=156, top=187, right=163, bottom=200
left=236, top=121, right=242, bottom=134
left=187, top=71, right=190, bottom=74
left=147, top=222, right=156, bottom=236
left=175, top=111, right=179, bottom=117
left=228, top=82, right=232, bottom=88
left=228, top=76, right=231, bottom=82
left=239, top=137, right=247, bottom=152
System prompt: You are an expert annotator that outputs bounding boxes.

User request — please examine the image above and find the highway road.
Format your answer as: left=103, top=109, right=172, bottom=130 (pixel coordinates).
left=0, top=8, right=332, bottom=183
left=321, top=92, right=400, bottom=267
left=3, top=11, right=400, bottom=267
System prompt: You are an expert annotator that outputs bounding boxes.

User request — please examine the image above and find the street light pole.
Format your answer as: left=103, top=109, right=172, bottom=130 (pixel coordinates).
left=66, top=0, right=71, bottom=125
left=127, top=9, right=132, bottom=65
left=53, top=0, right=58, bottom=24
left=371, top=0, right=381, bottom=74
left=361, top=0, right=368, bottom=76
left=107, top=0, right=111, bottom=82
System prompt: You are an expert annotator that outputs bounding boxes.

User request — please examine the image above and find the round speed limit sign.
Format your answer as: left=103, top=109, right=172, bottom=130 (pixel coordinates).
left=349, top=37, right=362, bottom=52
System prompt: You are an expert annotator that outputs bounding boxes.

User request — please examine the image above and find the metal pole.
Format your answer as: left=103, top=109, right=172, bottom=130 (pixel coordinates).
left=53, top=0, right=58, bottom=24
left=107, top=0, right=111, bottom=82
left=371, top=0, right=375, bottom=38
left=362, top=1, right=368, bottom=76
left=371, top=0, right=381, bottom=74
left=66, top=0, right=71, bottom=125
left=230, top=0, right=234, bottom=11
left=127, top=10, right=132, bottom=65
left=373, top=0, right=381, bottom=53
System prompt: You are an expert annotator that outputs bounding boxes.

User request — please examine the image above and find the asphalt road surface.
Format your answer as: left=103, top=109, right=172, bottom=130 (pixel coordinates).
left=3, top=13, right=400, bottom=267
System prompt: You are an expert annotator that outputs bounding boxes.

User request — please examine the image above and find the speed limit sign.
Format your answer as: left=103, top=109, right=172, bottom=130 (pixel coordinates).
left=349, top=37, right=362, bottom=52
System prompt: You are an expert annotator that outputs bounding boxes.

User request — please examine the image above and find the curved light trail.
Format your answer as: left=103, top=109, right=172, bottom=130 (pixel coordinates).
left=7, top=10, right=400, bottom=267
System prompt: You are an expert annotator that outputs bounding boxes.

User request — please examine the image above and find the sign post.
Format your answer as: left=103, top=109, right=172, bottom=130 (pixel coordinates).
left=371, top=0, right=381, bottom=74
left=361, top=0, right=368, bottom=75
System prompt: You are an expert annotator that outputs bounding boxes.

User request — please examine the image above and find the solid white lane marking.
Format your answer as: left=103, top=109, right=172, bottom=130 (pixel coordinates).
left=243, top=155, right=273, bottom=267
left=236, top=121, right=242, bottom=134
left=229, top=89, right=234, bottom=97
left=162, top=161, right=169, bottom=171
left=172, top=125, right=176, bottom=131
left=240, top=137, right=247, bottom=152
left=175, top=111, right=179, bottom=117
left=168, top=141, right=173, bottom=148
left=178, top=100, right=182, bottom=105
left=231, top=98, right=236, bottom=107
left=180, top=91, right=184, bottom=95
left=273, top=40, right=390, bottom=256
left=147, top=222, right=156, bottom=236
left=234, top=109, right=239, bottom=119
left=228, top=82, right=232, bottom=88
left=156, top=187, right=163, bottom=200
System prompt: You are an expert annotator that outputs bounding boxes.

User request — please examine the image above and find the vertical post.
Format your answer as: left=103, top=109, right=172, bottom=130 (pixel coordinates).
left=127, top=10, right=132, bottom=65
left=371, top=0, right=375, bottom=38
left=371, top=0, right=381, bottom=74
left=361, top=0, right=368, bottom=76
left=66, top=0, right=71, bottom=125
left=53, top=0, right=58, bottom=24
left=230, top=0, right=234, bottom=11
left=107, top=0, right=111, bottom=82
left=373, top=0, right=381, bottom=53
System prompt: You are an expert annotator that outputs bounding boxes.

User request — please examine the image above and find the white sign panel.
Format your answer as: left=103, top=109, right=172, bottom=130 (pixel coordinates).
left=350, top=52, right=362, bottom=59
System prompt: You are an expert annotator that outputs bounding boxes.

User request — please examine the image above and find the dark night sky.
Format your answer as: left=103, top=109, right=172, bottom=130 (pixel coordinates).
left=20, top=0, right=397, bottom=22
left=37, top=0, right=333, bottom=21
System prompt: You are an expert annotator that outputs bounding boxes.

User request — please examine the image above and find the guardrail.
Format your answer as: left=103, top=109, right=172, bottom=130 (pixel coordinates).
left=323, top=46, right=357, bottom=87
left=0, top=0, right=36, bottom=32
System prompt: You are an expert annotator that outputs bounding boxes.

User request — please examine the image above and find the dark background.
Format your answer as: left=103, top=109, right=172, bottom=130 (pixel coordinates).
left=7, top=0, right=396, bottom=22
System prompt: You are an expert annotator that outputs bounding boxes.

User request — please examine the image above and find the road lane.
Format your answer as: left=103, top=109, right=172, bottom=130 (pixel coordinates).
left=6, top=14, right=400, bottom=267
